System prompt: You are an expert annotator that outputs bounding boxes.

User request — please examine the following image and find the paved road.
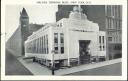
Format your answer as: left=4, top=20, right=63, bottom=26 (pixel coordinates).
left=67, top=62, right=121, bottom=75
left=5, top=49, right=33, bottom=75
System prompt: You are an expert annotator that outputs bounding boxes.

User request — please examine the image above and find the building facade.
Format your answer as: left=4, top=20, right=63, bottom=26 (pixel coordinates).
left=56, top=5, right=122, bottom=60
left=25, top=6, right=106, bottom=68
left=105, top=5, right=122, bottom=59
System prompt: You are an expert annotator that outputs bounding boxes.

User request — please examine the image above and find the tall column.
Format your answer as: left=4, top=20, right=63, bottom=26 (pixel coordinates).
left=40, top=37, right=42, bottom=54
left=36, top=39, right=38, bottom=53
left=37, top=38, right=39, bottom=53
left=39, top=37, right=40, bottom=53
left=46, top=35, right=47, bottom=54
left=25, top=43, right=27, bottom=53
left=44, top=35, right=45, bottom=54
left=66, top=27, right=70, bottom=67
left=42, top=36, right=44, bottom=54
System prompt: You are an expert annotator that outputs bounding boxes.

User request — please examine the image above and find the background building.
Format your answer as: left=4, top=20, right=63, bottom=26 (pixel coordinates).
left=56, top=5, right=122, bottom=60
left=105, top=5, right=122, bottom=59
left=6, top=8, right=43, bottom=56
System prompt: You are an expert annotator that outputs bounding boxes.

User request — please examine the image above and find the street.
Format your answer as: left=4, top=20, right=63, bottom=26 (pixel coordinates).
left=5, top=48, right=33, bottom=75
left=5, top=48, right=121, bottom=75
left=67, top=62, right=121, bottom=75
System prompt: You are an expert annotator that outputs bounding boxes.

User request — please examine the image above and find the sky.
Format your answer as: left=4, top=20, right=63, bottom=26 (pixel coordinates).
left=5, top=5, right=58, bottom=41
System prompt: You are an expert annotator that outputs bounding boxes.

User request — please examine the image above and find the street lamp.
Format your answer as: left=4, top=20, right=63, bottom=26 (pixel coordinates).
left=51, top=49, right=55, bottom=75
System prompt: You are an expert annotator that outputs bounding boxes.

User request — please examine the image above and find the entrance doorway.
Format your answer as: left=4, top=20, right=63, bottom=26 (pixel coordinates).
left=79, top=40, right=91, bottom=64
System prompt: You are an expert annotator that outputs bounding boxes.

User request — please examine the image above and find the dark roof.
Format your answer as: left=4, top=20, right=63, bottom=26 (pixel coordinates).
left=29, top=23, right=44, bottom=35
left=20, top=8, right=28, bottom=17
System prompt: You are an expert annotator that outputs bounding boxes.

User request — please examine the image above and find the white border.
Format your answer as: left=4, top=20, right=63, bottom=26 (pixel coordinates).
left=1, top=0, right=127, bottom=80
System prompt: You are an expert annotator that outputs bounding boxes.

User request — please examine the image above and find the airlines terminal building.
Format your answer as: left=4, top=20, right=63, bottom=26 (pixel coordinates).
left=25, top=6, right=106, bottom=68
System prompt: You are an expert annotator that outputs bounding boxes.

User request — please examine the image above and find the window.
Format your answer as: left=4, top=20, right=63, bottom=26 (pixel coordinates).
left=110, top=18, right=112, bottom=29
left=108, top=18, right=110, bottom=29
left=60, top=33, right=64, bottom=54
left=54, top=33, right=58, bottom=43
left=114, top=45, right=122, bottom=50
left=60, top=33, right=64, bottom=43
left=61, top=47, right=64, bottom=54
left=46, top=35, right=49, bottom=54
left=103, top=45, right=105, bottom=50
left=102, top=36, right=104, bottom=43
left=111, top=19, right=113, bottom=29
left=54, top=33, right=59, bottom=54
left=54, top=47, right=58, bottom=54
left=119, top=21, right=122, bottom=29
left=112, top=6, right=115, bottom=16
left=108, top=37, right=112, bottom=41
left=99, top=36, right=101, bottom=43
left=99, top=46, right=102, bottom=51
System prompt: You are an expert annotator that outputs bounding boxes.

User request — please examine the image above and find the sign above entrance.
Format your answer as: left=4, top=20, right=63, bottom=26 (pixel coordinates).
left=70, top=29, right=94, bottom=32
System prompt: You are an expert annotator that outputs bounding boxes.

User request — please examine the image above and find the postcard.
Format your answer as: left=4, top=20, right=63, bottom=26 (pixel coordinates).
left=1, top=0, right=127, bottom=80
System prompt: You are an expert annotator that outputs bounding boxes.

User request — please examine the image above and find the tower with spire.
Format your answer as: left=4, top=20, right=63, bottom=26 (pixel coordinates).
left=20, top=8, right=30, bottom=41
left=20, top=8, right=30, bottom=55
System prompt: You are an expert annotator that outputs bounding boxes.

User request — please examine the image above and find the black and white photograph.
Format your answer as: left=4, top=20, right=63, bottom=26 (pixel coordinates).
left=2, top=80, right=126, bottom=81
left=5, top=5, right=122, bottom=75
left=1, top=0, right=127, bottom=80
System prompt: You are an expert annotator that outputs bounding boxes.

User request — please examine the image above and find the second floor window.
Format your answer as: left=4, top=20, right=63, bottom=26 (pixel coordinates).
left=54, top=33, right=58, bottom=43
left=108, top=37, right=112, bottom=41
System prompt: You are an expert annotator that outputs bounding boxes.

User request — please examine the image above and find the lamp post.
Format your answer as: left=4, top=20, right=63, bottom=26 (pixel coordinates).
left=51, top=50, right=55, bottom=75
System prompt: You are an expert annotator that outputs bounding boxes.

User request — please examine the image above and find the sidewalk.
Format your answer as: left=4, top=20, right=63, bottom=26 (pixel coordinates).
left=18, top=57, right=52, bottom=75
left=55, top=58, right=121, bottom=75
left=18, top=56, right=121, bottom=75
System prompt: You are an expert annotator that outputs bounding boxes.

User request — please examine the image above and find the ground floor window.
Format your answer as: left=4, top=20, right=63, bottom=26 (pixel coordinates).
left=61, top=47, right=64, bottom=54
left=54, top=47, right=58, bottom=54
